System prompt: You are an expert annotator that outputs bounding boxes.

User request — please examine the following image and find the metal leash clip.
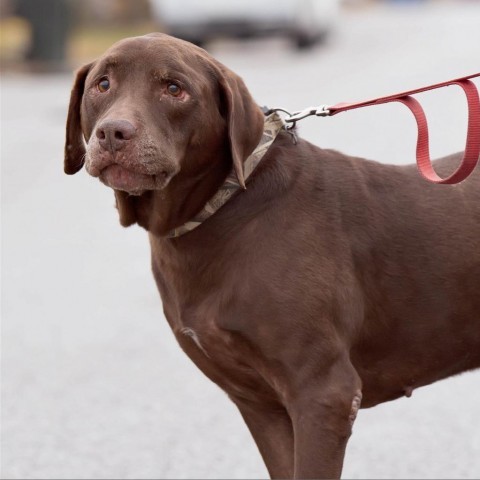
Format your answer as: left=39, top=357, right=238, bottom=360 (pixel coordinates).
left=262, top=104, right=331, bottom=132
left=285, top=105, right=331, bottom=123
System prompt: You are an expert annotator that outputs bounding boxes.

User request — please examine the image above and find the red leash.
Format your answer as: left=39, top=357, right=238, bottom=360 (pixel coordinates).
left=284, top=73, right=480, bottom=184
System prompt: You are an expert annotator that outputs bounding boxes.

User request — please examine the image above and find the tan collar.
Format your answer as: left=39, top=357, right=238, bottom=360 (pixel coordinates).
left=167, top=112, right=285, bottom=238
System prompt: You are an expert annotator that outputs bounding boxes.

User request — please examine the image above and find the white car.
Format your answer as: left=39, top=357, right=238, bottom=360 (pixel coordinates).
left=150, top=0, right=340, bottom=49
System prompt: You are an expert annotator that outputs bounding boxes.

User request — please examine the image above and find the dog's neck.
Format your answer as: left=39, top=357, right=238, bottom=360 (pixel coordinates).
left=165, top=112, right=286, bottom=238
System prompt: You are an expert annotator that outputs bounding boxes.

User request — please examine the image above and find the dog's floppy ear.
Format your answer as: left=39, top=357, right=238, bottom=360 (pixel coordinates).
left=64, top=63, right=93, bottom=175
left=216, top=65, right=265, bottom=189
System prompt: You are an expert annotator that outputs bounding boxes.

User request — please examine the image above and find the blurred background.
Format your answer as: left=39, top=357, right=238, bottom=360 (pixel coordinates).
left=2, top=0, right=480, bottom=478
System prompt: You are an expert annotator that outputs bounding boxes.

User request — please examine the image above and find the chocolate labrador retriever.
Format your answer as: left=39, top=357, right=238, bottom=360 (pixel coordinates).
left=64, top=33, right=480, bottom=479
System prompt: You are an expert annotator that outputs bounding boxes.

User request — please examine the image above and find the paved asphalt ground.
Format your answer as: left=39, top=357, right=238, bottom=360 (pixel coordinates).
left=2, top=2, right=480, bottom=479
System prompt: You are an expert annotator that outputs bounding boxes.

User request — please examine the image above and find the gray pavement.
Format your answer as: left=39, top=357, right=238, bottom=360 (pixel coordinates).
left=2, top=3, right=480, bottom=479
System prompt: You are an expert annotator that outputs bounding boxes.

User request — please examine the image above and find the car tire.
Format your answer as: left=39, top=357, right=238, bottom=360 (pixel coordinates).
left=293, top=32, right=316, bottom=50
left=293, top=29, right=329, bottom=50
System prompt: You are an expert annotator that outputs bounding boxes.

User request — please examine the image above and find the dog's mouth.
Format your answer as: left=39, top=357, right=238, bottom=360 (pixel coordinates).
left=99, top=164, right=172, bottom=195
left=85, top=140, right=179, bottom=195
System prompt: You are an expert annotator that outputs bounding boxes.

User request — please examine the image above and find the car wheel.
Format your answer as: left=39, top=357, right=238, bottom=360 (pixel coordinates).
left=293, top=29, right=329, bottom=50
left=293, top=32, right=317, bottom=50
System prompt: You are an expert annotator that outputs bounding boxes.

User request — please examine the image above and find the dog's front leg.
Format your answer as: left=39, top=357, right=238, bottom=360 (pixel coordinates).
left=231, top=396, right=294, bottom=479
left=288, top=357, right=362, bottom=479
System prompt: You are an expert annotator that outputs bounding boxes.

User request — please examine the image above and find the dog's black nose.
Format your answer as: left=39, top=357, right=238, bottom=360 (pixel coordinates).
left=96, top=119, right=136, bottom=153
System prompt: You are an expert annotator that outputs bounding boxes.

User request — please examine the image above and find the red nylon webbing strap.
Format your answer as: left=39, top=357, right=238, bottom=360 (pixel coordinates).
left=328, top=73, right=480, bottom=184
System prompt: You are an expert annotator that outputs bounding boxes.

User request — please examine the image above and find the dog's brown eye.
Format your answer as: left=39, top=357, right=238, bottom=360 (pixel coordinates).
left=167, top=83, right=182, bottom=96
left=97, top=77, right=110, bottom=93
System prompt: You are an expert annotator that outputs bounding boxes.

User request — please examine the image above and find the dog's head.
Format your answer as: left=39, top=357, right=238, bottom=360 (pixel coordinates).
left=65, top=33, right=264, bottom=231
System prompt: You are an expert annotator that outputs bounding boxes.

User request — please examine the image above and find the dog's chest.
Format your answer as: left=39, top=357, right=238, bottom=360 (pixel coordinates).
left=172, top=314, right=277, bottom=401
